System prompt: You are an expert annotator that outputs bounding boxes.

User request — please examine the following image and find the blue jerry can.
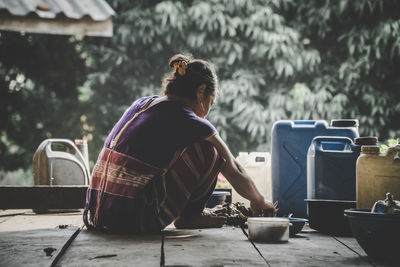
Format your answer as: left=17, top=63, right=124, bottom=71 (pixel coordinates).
left=307, top=136, right=378, bottom=201
left=271, top=120, right=359, bottom=218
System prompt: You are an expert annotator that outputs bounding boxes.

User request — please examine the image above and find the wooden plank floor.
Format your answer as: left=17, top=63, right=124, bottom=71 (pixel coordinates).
left=0, top=210, right=83, bottom=267
left=164, top=227, right=266, bottom=266
left=254, top=231, right=370, bottom=266
left=58, top=230, right=162, bottom=266
left=0, top=210, right=396, bottom=267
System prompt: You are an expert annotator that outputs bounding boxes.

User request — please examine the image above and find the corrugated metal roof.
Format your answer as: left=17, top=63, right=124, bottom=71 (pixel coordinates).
left=0, top=0, right=115, bottom=21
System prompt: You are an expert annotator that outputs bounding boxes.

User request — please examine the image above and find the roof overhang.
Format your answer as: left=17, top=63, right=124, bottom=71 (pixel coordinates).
left=0, top=0, right=116, bottom=37
left=0, top=12, right=113, bottom=37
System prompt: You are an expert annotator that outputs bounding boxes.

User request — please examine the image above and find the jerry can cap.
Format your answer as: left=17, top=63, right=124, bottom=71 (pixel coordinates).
left=331, top=119, right=359, bottom=127
left=361, top=145, right=380, bottom=154
left=355, top=137, right=378, bottom=145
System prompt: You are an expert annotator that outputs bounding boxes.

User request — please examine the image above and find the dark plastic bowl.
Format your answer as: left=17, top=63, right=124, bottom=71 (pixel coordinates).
left=305, top=199, right=356, bottom=236
left=345, top=209, right=400, bottom=263
left=289, top=218, right=308, bottom=237
left=206, top=191, right=230, bottom=208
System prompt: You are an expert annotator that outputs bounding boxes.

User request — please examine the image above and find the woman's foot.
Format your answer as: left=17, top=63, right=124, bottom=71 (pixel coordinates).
left=174, top=207, right=227, bottom=229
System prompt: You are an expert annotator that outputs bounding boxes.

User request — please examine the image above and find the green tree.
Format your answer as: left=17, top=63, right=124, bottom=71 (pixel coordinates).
left=0, top=32, right=87, bottom=171
left=283, top=0, right=400, bottom=139
left=82, top=0, right=325, bottom=159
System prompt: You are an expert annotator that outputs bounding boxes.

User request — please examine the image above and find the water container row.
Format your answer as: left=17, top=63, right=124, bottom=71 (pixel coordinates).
left=271, top=120, right=360, bottom=218
left=307, top=137, right=400, bottom=215
left=271, top=119, right=400, bottom=220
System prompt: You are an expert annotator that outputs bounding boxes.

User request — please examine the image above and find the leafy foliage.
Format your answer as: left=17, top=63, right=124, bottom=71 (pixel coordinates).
left=0, top=32, right=87, bottom=171
left=82, top=0, right=322, bottom=156
left=283, top=0, right=400, bottom=139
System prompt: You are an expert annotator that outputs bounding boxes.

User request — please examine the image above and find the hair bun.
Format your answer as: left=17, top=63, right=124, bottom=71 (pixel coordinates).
left=173, top=61, right=187, bottom=76
left=168, top=54, right=192, bottom=68
left=169, top=54, right=192, bottom=76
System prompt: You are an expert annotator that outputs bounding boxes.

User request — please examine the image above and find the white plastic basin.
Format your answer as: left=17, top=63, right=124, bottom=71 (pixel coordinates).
left=247, top=217, right=290, bottom=243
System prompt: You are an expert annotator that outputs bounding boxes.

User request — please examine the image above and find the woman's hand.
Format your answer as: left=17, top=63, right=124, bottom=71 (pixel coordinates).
left=205, top=204, right=227, bottom=216
left=174, top=208, right=227, bottom=229
left=250, top=198, right=276, bottom=217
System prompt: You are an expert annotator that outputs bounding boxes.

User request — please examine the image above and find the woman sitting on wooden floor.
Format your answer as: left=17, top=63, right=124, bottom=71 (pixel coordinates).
left=84, top=54, right=276, bottom=233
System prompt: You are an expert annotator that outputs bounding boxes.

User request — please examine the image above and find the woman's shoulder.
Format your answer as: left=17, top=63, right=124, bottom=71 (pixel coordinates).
left=131, top=95, right=160, bottom=109
left=136, top=95, right=160, bottom=105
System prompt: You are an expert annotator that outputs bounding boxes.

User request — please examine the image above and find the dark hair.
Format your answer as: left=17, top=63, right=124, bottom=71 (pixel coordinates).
left=162, top=54, right=218, bottom=100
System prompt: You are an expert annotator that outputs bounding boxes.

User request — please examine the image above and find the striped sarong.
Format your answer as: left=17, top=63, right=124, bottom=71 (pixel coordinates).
left=83, top=140, right=224, bottom=233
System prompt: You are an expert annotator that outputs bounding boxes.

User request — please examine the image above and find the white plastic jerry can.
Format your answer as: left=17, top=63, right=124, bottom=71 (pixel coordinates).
left=232, top=152, right=272, bottom=207
left=32, top=139, right=90, bottom=186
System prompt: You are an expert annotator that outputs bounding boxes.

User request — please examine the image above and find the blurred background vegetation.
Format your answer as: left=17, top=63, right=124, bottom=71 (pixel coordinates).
left=1, top=0, right=400, bottom=184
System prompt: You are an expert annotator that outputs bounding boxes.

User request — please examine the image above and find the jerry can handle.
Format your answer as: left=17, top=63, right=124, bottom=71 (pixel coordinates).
left=248, top=152, right=270, bottom=164
left=312, top=136, right=353, bottom=152
left=387, top=146, right=400, bottom=160
left=45, top=139, right=89, bottom=167
left=291, top=120, right=327, bottom=128
left=45, top=138, right=86, bottom=162
left=45, top=138, right=76, bottom=150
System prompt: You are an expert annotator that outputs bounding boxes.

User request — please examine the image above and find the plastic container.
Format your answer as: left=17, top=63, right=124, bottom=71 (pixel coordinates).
left=306, top=199, right=356, bottom=235
left=232, top=152, right=271, bottom=207
left=32, top=139, right=91, bottom=213
left=345, top=209, right=400, bottom=263
left=271, top=120, right=359, bottom=217
left=288, top=217, right=308, bottom=237
left=356, top=145, right=400, bottom=209
left=32, top=139, right=90, bottom=186
left=307, top=136, right=378, bottom=201
left=247, top=217, right=290, bottom=242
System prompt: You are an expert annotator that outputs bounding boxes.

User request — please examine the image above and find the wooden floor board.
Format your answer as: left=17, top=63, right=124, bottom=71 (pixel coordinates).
left=58, top=230, right=162, bottom=266
left=0, top=212, right=84, bottom=266
left=253, top=231, right=372, bottom=267
left=0, top=227, right=79, bottom=266
left=0, top=212, right=83, bottom=232
left=163, top=226, right=267, bottom=266
left=334, top=236, right=396, bottom=267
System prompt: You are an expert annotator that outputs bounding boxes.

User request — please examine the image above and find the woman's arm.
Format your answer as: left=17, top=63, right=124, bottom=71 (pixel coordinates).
left=205, top=134, right=276, bottom=215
